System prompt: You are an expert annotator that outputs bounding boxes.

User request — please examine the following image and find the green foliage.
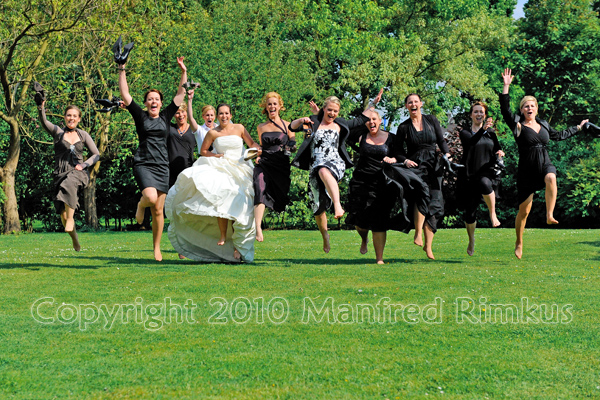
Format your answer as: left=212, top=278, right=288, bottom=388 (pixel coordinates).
left=4, top=0, right=599, bottom=231
left=511, top=0, right=600, bottom=125
left=561, top=141, right=600, bottom=220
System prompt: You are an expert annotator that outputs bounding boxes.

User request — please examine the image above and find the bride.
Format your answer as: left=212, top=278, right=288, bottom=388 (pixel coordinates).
left=165, top=103, right=261, bottom=262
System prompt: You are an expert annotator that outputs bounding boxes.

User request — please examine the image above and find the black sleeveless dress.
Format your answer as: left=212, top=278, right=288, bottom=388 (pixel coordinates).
left=346, top=133, right=395, bottom=231
left=253, top=131, right=291, bottom=212
left=499, top=93, right=579, bottom=204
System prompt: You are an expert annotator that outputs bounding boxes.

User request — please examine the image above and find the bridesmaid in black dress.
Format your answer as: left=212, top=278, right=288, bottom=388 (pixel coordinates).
left=346, top=109, right=401, bottom=264
left=168, top=101, right=196, bottom=188
left=500, top=68, right=588, bottom=259
left=118, top=57, right=187, bottom=261
left=458, top=101, right=505, bottom=256
left=38, top=100, right=99, bottom=251
left=395, top=93, right=451, bottom=260
left=253, top=92, right=295, bottom=242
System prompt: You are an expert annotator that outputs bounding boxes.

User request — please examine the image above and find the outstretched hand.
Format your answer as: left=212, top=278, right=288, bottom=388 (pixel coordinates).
left=187, top=89, right=195, bottom=100
left=309, top=101, right=319, bottom=115
left=177, top=57, right=187, bottom=72
left=373, top=87, right=384, bottom=105
left=502, top=68, right=514, bottom=87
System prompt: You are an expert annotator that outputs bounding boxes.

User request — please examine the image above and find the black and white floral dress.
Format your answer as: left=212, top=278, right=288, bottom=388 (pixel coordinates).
left=308, top=128, right=345, bottom=214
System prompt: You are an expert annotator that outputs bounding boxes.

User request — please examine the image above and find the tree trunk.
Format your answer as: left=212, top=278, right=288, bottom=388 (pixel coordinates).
left=1, top=119, right=21, bottom=234
left=1, top=169, right=20, bottom=234
left=83, top=165, right=99, bottom=229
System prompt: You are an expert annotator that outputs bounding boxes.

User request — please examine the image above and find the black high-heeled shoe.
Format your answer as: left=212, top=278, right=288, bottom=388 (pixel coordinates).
left=33, top=82, right=46, bottom=106
left=584, top=122, right=600, bottom=138
left=94, top=96, right=122, bottom=113
left=113, top=36, right=134, bottom=65
left=441, top=154, right=464, bottom=175
left=182, top=80, right=200, bottom=91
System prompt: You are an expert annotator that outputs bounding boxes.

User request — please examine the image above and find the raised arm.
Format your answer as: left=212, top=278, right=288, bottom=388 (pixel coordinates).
left=37, top=100, right=61, bottom=138
left=347, top=88, right=384, bottom=130
left=499, top=69, right=519, bottom=134
left=118, top=64, right=133, bottom=106
left=187, top=90, right=199, bottom=132
left=501, top=68, right=514, bottom=95
left=172, top=57, right=187, bottom=107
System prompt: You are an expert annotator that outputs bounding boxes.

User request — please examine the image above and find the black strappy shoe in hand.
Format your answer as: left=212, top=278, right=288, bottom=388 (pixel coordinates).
left=113, top=36, right=134, bottom=65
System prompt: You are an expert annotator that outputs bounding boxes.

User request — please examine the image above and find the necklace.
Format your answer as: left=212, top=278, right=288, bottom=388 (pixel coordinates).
left=177, top=124, right=188, bottom=135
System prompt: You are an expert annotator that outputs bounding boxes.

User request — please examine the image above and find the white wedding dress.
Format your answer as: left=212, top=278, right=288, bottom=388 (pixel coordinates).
left=165, top=135, right=255, bottom=262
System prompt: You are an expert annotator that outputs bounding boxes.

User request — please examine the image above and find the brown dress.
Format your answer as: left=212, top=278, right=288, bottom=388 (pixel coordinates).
left=39, top=107, right=100, bottom=213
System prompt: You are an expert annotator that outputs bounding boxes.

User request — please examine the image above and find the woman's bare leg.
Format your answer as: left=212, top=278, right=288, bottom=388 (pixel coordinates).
left=137, top=187, right=158, bottom=224
left=148, top=190, right=166, bottom=261
left=372, top=231, right=386, bottom=264
left=315, top=212, right=330, bottom=253
left=423, top=223, right=435, bottom=260
left=466, top=222, right=476, bottom=256
left=318, top=168, right=344, bottom=219
left=515, top=194, right=534, bottom=259
left=482, top=191, right=501, bottom=227
left=356, top=226, right=369, bottom=254
left=254, top=203, right=266, bottom=242
left=545, top=173, right=558, bottom=224
left=413, top=205, right=425, bottom=247
left=62, top=204, right=80, bottom=251
left=217, top=217, right=229, bottom=246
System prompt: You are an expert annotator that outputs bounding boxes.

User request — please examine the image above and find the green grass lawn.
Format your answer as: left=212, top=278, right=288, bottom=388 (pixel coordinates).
left=0, top=228, right=599, bottom=399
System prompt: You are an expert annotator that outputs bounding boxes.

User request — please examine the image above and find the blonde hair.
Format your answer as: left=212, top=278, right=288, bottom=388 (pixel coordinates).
left=177, top=103, right=188, bottom=112
left=323, top=96, right=341, bottom=109
left=260, top=92, right=285, bottom=115
left=201, top=105, right=215, bottom=116
left=520, top=95, right=538, bottom=110
left=366, top=108, right=381, bottom=119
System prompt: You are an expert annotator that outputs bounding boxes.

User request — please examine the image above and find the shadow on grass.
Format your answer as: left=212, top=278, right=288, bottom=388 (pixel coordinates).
left=273, top=257, right=465, bottom=265
left=578, top=241, right=600, bottom=248
left=0, top=262, right=99, bottom=270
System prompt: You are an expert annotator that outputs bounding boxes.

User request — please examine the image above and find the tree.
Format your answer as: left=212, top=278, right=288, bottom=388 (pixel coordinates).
left=0, top=0, right=96, bottom=233
left=501, top=0, right=600, bottom=224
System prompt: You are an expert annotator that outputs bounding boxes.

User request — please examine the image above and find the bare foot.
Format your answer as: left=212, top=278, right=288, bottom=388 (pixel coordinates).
left=64, top=218, right=75, bottom=233
left=322, top=232, right=330, bottom=254
left=178, top=254, right=185, bottom=259
left=256, top=229, right=264, bottom=242
left=217, top=237, right=226, bottom=246
left=547, top=216, right=559, bottom=225
left=414, top=233, right=423, bottom=247
left=491, top=214, right=501, bottom=227
left=424, top=246, right=435, bottom=260
left=334, top=205, right=345, bottom=219
left=467, top=240, right=475, bottom=256
left=154, top=248, right=163, bottom=262
left=233, top=248, right=241, bottom=260
left=515, top=242, right=523, bottom=259
left=135, top=202, right=145, bottom=225
left=360, top=238, right=368, bottom=254
left=376, top=260, right=384, bottom=265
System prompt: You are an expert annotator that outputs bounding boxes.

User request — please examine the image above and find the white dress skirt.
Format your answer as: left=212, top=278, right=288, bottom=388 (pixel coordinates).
left=165, top=135, right=256, bottom=262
